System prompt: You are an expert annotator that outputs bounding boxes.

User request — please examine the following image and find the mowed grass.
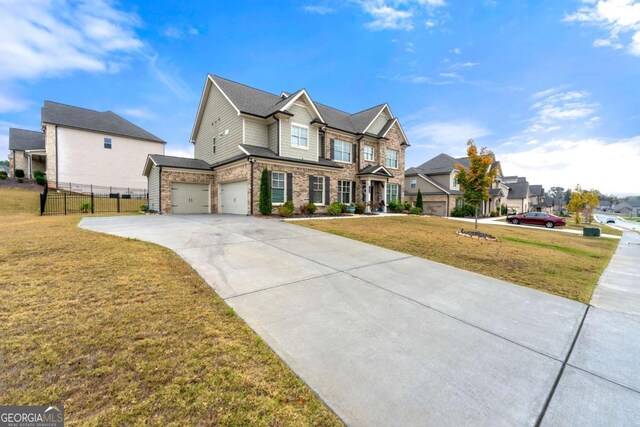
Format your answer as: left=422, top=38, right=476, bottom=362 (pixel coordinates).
left=0, top=189, right=341, bottom=426
left=501, top=217, right=623, bottom=236
left=298, top=216, right=618, bottom=303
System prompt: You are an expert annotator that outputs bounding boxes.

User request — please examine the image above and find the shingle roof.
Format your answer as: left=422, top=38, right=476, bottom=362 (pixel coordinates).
left=148, top=154, right=212, bottom=170
left=507, top=181, right=529, bottom=199
left=415, top=153, right=470, bottom=175
left=357, top=164, right=394, bottom=177
left=42, top=101, right=165, bottom=143
left=529, top=185, right=544, bottom=196
left=0, top=165, right=9, bottom=173
left=209, top=75, right=391, bottom=136
left=239, top=144, right=343, bottom=168
left=405, top=167, right=423, bottom=175
left=8, top=128, right=45, bottom=151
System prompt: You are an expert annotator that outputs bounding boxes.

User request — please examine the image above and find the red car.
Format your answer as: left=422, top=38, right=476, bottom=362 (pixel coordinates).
left=506, top=212, right=566, bottom=228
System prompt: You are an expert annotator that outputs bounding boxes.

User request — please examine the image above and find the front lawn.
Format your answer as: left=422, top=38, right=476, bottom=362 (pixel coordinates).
left=0, top=189, right=341, bottom=426
left=501, top=217, right=622, bottom=236
left=298, top=216, right=618, bottom=303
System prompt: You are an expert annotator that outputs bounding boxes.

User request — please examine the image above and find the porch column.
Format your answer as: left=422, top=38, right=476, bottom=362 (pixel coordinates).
left=365, top=179, right=371, bottom=213
left=27, top=154, right=32, bottom=179
left=383, top=179, right=387, bottom=213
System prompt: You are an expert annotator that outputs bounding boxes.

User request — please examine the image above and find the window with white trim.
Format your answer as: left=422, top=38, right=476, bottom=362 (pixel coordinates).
left=386, top=183, right=399, bottom=203
left=334, top=140, right=352, bottom=163
left=104, top=137, right=112, bottom=149
left=410, top=178, right=417, bottom=189
left=291, top=125, right=308, bottom=148
left=364, top=145, right=374, bottom=161
left=272, top=172, right=285, bottom=204
left=385, top=149, right=398, bottom=169
left=338, top=180, right=352, bottom=204
left=311, top=176, right=324, bottom=204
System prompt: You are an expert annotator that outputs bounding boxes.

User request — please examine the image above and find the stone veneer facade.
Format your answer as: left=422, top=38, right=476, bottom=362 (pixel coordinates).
left=44, top=124, right=57, bottom=187
left=159, top=169, right=216, bottom=214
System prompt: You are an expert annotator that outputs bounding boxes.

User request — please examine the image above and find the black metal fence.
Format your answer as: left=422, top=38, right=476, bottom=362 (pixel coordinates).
left=40, top=184, right=148, bottom=216
left=54, top=181, right=148, bottom=197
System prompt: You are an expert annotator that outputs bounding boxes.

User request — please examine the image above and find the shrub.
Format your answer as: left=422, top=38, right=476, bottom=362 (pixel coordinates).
left=33, top=170, right=45, bottom=179
left=17, top=178, right=24, bottom=183
left=278, top=204, right=294, bottom=217
left=80, top=202, right=91, bottom=213
left=409, top=207, right=423, bottom=215
left=327, top=201, right=343, bottom=215
left=387, top=200, right=398, bottom=211
left=35, top=176, right=46, bottom=186
left=403, top=201, right=412, bottom=211
left=14, top=169, right=24, bottom=178
left=340, top=203, right=349, bottom=214
left=490, top=211, right=498, bottom=217
left=500, top=204, right=508, bottom=215
left=416, top=189, right=423, bottom=210
left=258, top=167, right=272, bottom=215
left=141, top=205, right=149, bottom=213
left=0, top=171, right=7, bottom=180
left=393, top=203, right=404, bottom=213
left=300, top=202, right=317, bottom=215
left=283, top=200, right=294, bottom=210
left=451, top=204, right=476, bottom=217
left=354, top=202, right=366, bottom=214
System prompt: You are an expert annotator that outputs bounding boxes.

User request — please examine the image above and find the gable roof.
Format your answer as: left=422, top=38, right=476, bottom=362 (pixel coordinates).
left=9, top=128, right=45, bottom=151
left=415, top=153, right=470, bottom=175
left=0, top=164, right=9, bottom=173
left=192, top=75, right=407, bottom=141
left=529, top=185, right=544, bottom=196
left=507, top=181, right=529, bottom=199
left=42, top=101, right=165, bottom=143
left=357, top=164, right=394, bottom=177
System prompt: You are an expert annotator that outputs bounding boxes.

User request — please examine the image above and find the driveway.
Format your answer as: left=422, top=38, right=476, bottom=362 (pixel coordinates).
left=79, top=215, right=639, bottom=426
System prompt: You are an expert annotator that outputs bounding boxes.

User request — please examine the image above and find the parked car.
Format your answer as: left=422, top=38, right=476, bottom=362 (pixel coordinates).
left=506, top=212, right=566, bottom=228
left=606, top=218, right=616, bottom=224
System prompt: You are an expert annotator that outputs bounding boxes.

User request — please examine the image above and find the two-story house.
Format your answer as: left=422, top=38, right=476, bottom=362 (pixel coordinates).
left=8, top=101, right=165, bottom=190
left=529, top=185, right=550, bottom=213
left=143, top=74, right=409, bottom=214
left=404, top=153, right=505, bottom=216
left=504, top=176, right=530, bottom=213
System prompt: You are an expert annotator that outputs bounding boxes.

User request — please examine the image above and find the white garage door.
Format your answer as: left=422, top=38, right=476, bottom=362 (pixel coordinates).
left=171, top=182, right=210, bottom=214
left=220, top=180, right=248, bottom=215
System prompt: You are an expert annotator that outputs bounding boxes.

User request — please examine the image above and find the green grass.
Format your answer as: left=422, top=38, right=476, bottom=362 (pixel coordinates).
left=501, top=217, right=623, bottom=236
left=298, top=216, right=618, bottom=303
left=0, top=188, right=341, bottom=426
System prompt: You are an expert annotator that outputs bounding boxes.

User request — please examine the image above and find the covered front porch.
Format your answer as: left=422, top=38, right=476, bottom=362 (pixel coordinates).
left=357, top=165, right=395, bottom=213
left=25, top=149, right=46, bottom=178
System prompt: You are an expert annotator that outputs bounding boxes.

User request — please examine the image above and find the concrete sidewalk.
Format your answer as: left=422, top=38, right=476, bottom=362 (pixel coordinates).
left=79, top=215, right=638, bottom=426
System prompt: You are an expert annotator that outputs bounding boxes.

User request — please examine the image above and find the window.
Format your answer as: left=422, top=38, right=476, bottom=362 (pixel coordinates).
left=364, top=145, right=374, bottom=161
left=410, top=178, right=417, bottom=189
left=386, top=183, right=399, bottom=203
left=291, top=125, right=308, bottom=148
left=213, top=137, right=216, bottom=154
left=272, top=172, right=285, bottom=204
left=334, top=140, right=352, bottom=163
left=385, top=149, right=398, bottom=169
left=338, top=180, right=352, bottom=204
left=455, top=198, right=463, bottom=209
left=311, top=176, right=324, bottom=204
left=104, top=138, right=112, bottom=149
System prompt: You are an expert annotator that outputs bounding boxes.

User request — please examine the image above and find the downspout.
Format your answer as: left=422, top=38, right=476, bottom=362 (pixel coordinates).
left=11, top=149, right=15, bottom=177
left=249, top=158, right=255, bottom=215
left=55, top=125, right=59, bottom=187
left=158, top=166, right=162, bottom=214
left=277, top=118, right=280, bottom=156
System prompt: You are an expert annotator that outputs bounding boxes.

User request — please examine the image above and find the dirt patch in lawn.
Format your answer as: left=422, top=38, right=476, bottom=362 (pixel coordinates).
left=298, top=216, right=618, bottom=303
left=0, top=189, right=341, bottom=426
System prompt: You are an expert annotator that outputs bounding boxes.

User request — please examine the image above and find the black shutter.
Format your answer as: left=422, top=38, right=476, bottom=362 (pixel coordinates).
left=324, top=176, right=330, bottom=205
left=352, top=143, right=357, bottom=164
left=286, top=173, right=293, bottom=202
left=319, top=133, right=325, bottom=159
left=398, top=184, right=402, bottom=201
left=351, top=181, right=356, bottom=203
left=330, top=139, right=335, bottom=160
left=309, top=175, right=314, bottom=203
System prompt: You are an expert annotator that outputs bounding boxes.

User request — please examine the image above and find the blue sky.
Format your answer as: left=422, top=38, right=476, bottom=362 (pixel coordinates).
left=1, top=0, right=639, bottom=195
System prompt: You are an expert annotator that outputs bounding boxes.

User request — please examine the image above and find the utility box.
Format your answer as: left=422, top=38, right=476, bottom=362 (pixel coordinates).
left=583, top=227, right=601, bottom=237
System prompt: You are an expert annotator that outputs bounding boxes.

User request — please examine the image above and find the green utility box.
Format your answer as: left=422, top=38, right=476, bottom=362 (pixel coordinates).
left=583, top=227, right=601, bottom=237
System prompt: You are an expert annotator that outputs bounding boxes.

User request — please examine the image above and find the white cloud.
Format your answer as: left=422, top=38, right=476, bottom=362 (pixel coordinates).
left=163, top=26, right=199, bottom=39
left=500, top=136, right=640, bottom=194
left=525, top=89, right=599, bottom=133
left=0, top=0, right=143, bottom=82
left=120, top=107, right=156, bottom=120
left=405, top=120, right=492, bottom=148
left=303, top=5, right=335, bottom=14
left=564, top=0, right=640, bottom=56
left=450, top=61, right=479, bottom=68
left=439, top=72, right=460, bottom=79
left=406, top=42, right=415, bottom=52
left=0, top=93, right=30, bottom=113
left=450, top=47, right=461, bottom=54
left=165, top=146, right=194, bottom=158
left=353, top=0, right=447, bottom=31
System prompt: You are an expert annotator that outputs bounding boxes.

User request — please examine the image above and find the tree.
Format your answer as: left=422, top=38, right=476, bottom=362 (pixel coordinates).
left=567, top=185, right=600, bottom=224
left=415, top=189, right=423, bottom=210
left=583, top=190, right=599, bottom=224
left=258, top=167, right=272, bottom=215
left=549, top=186, right=565, bottom=213
left=567, top=186, right=584, bottom=224
left=454, top=139, right=497, bottom=231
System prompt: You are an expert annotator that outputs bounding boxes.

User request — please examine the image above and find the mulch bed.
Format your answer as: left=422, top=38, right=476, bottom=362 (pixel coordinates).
left=456, top=228, right=498, bottom=241
left=0, top=178, right=44, bottom=190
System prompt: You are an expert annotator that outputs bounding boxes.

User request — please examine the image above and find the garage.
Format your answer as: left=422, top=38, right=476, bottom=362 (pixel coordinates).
left=219, top=180, right=248, bottom=215
left=424, top=201, right=446, bottom=217
left=171, top=182, right=210, bottom=214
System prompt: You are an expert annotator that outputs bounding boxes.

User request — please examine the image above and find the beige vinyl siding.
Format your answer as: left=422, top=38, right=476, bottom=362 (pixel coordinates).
left=367, top=111, right=390, bottom=135
left=244, top=118, right=268, bottom=148
left=405, top=175, right=445, bottom=194
left=194, top=84, right=243, bottom=163
left=280, top=104, right=317, bottom=161
left=268, top=121, right=278, bottom=153
left=148, top=166, right=160, bottom=211
left=431, top=173, right=451, bottom=190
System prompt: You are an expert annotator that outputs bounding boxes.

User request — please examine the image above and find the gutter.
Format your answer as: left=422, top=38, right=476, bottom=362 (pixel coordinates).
left=158, top=166, right=162, bottom=214
left=55, top=125, right=59, bottom=187
left=249, top=158, right=255, bottom=215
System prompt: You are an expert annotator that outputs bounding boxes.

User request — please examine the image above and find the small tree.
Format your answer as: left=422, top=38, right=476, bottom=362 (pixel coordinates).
left=454, top=139, right=497, bottom=231
left=415, top=189, right=423, bottom=210
left=567, top=188, right=583, bottom=224
left=567, top=185, right=599, bottom=224
left=258, top=167, right=272, bottom=215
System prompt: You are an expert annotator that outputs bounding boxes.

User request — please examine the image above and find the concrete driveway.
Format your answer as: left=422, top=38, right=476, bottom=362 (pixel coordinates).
left=79, top=215, right=639, bottom=426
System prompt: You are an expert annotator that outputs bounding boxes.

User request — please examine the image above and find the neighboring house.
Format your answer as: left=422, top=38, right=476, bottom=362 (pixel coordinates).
left=8, top=101, right=165, bottom=189
left=529, top=185, right=547, bottom=212
left=504, top=176, right=530, bottom=213
left=404, top=153, right=506, bottom=216
left=1, top=163, right=12, bottom=175
left=597, top=201, right=614, bottom=212
left=144, top=74, right=409, bottom=214
left=616, top=201, right=640, bottom=217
